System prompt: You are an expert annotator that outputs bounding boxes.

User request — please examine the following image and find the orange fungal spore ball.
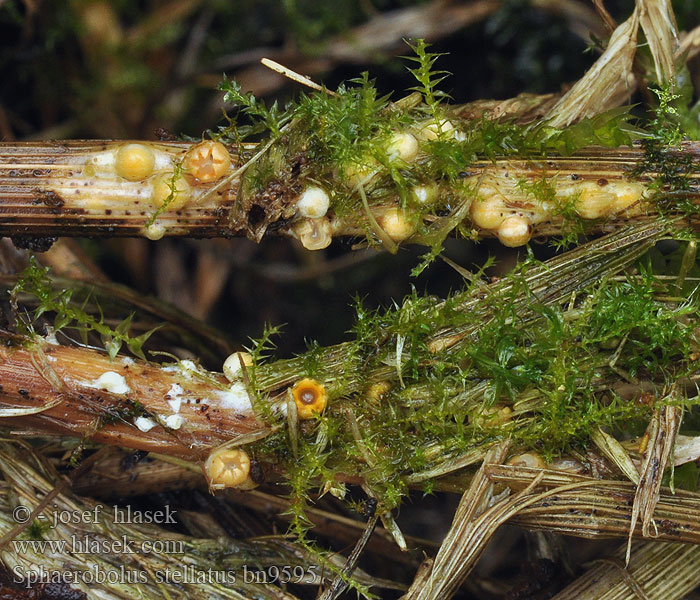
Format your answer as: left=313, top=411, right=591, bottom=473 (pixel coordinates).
left=291, top=378, right=328, bottom=419
left=183, top=140, right=231, bottom=183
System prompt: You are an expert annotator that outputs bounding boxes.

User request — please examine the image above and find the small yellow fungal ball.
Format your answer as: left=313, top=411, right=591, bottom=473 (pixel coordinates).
left=497, top=215, right=531, bottom=247
left=507, top=452, right=546, bottom=469
left=223, top=351, right=254, bottom=382
left=296, top=186, right=330, bottom=219
left=115, top=143, right=155, bottom=181
left=151, top=172, right=192, bottom=211
left=417, top=118, right=455, bottom=141
left=204, top=448, right=251, bottom=490
left=292, top=378, right=328, bottom=419
left=342, top=159, right=379, bottom=186
left=612, top=183, right=644, bottom=212
left=386, top=132, right=419, bottom=163
left=183, top=140, right=231, bottom=183
left=410, top=182, right=438, bottom=206
left=575, top=185, right=616, bottom=219
left=142, top=222, right=165, bottom=241
left=293, top=217, right=332, bottom=250
left=470, top=198, right=506, bottom=230
left=378, top=208, right=418, bottom=242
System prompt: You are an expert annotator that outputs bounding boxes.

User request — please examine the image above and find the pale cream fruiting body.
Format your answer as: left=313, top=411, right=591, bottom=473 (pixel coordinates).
left=142, top=222, right=166, bottom=241
left=386, top=132, right=419, bottom=163
left=498, top=215, right=531, bottom=247
left=204, top=448, right=252, bottom=490
left=378, top=208, right=418, bottom=242
left=468, top=171, right=647, bottom=247
left=410, top=182, right=438, bottom=206
left=342, top=158, right=380, bottom=187
left=417, top=118, right=457, bottom=141
left=470, top=198, right=508, bottom=230
left=293, top=217, right=333, bottom=250
left=223, top=351, right=254, bottom=383
left=507, top=452, right=546, bottom=469
left=151, top=172, right=192, bottom=210
left=296, top=186, right=330, bottom=219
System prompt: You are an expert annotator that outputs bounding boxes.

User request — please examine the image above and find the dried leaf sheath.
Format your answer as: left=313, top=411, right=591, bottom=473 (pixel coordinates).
left=488, top=465, right=700, bottom=544
left=551, top=541, right=700, bottom=600
left=1, top=139, right=700, bottom=243
left=0, top=141, right=243, bottom=239
left=0, top=341, right=265, bottom=459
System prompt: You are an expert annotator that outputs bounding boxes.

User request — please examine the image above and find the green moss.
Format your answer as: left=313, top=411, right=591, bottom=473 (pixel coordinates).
left=516, top=172, right=588, bottom=249
left=242, top=232, right=699, bottom=548
left=404, top=39, right=451, bottom=128
left=216, top=40, right=649, bottom=268
left=631, top=80, right=700, bottom=219
left=10, top=258, right=159, bottom=360
left=582, top=270, right=693, bottom=377
left=144, top=160, right=184, bottom=227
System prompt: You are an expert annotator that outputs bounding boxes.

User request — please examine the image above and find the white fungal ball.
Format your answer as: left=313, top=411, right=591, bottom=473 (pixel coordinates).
left=507, top=452, right=546, bottom=468
left=378, top=208, right=418, bottom=242
left=296, top=186, right=330, bottom=218
left=88, top=371, right=131, bottom=394
left=134, top=416, right=157, bottom=432
left=115, top=143, right=155, bottom=181
left=293, top=217, right=333, bottom=250
left=223, top=351, right=254, bottom=382
left=418, top=119, right=456, bottom=141
left=386, top=132, right=419, bottom=163
left=410, top=183, right=438, bottom=206
left=142, top=222, right=166, bottom=241
left=342, top=160, right=379, bottom=186
left=497, top=215, right=531, bottom=247
left=164, top=414, right=184, bottom=430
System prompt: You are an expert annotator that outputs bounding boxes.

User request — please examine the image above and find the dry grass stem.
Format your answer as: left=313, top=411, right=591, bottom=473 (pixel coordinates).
left=551, top=541, right=700, bottom=600
left=638, top=0, right=680, bottom=84
left=546, top=8, right=639, bottom=127
left=627, top=403, right=682, bottom=562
